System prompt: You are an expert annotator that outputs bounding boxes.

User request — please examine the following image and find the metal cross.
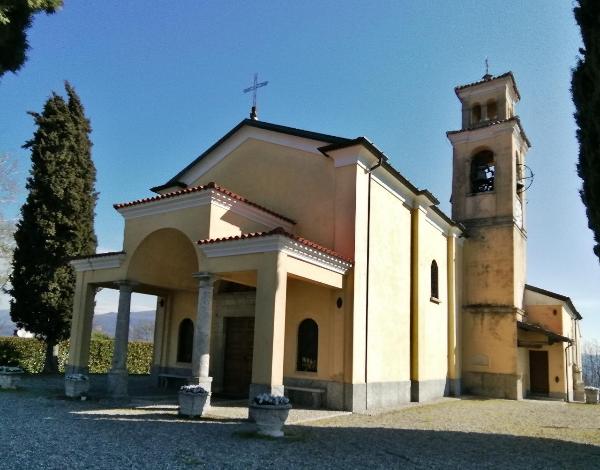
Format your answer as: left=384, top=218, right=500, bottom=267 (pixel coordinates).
left=243, top=73, right=268, bottom=119
left=485, top=57, right=489, bottom=76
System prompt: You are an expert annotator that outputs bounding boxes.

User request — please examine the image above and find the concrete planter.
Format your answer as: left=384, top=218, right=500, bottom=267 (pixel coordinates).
left=178, top=391, right=209, bottom=418
left=65, top=378, right=90, bottom=398
left=0, top=372, right=22, bottom=390
left=584, top=387, right=599, bottom=404
left=249, top=404, right=292, bottom=437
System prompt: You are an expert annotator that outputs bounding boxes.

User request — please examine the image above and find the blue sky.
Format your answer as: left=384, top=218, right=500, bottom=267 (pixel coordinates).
left=1, top=1, right=599, bottom=340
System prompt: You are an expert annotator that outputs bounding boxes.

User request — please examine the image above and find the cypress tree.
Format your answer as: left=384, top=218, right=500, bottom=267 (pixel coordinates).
left=0, top=0, right=63, bottom=78
left=8, top=82, right=97, bottom=372
left=572, top=0, right=600, bottom=263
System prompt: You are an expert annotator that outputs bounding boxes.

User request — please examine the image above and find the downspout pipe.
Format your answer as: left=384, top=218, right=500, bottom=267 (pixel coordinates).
left=564, top=341, right=573, bottom=403
left=365, top=154, right=384, bottom=406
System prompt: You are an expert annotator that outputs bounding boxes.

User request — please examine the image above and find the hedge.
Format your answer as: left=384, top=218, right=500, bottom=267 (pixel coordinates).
left=0, top=337, right=153, bottom=374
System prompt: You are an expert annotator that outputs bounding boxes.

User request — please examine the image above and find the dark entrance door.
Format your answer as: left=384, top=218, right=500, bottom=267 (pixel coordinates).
left=223, top=317, right=255, bottom=398
left=529, top=350, right=549, bottom=395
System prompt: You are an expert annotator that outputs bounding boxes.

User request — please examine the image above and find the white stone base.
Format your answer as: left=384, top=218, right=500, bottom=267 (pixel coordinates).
left=65, top=379, right=90, bottom=398
left=178, top=392, right=209, bottom=418
left=0, top=373, right=21, bottom=390
left=248, top=404, right=291, bottom=437
left=585, top=387, right=599, bottom=404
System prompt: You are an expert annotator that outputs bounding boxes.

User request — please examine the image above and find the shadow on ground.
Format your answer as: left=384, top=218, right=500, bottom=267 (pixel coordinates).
left=58, top=407, right=600, bottom=468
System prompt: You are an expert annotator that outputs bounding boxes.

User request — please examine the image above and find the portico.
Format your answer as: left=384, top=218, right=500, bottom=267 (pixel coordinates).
left=66, top=180, right=352, bottom=404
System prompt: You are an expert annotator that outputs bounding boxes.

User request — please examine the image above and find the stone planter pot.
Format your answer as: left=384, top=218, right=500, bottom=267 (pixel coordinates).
left=178, top=391, right=209, bottom=418
left=0, top=372, right=22, bottom=390
left=584, top=387, right=599, bottom=404
left=249, top=404, right=292, bottom=437
left=65, top=378, right=90, bottom=398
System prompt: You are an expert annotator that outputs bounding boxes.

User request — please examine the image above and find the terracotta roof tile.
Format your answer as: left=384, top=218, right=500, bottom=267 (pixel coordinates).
left=517, top=320, right=573, bottom=344
left=455, top=71, right=521, bottom=100
left=114, top=182, right=296, bottom=225
left=197, top=227, right=353, bottom=264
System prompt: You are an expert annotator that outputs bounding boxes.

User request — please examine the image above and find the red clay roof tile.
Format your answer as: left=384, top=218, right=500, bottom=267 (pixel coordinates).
left=197, top=227, right=353, bottom=264
left=114, top=182, right=296, bottom=225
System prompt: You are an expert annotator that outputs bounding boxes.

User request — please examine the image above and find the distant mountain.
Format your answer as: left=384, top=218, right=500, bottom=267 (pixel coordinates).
left=0, top=308, right=156, bottom=342
left=93, top=310, right=156, bottom=342
left=0, top=309, right=16, bottom=336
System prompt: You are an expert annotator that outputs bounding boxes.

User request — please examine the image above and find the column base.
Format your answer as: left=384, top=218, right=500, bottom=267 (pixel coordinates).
left=65, top=364, right=89, bottom=376
left=107, top=370, right=128, bottom=398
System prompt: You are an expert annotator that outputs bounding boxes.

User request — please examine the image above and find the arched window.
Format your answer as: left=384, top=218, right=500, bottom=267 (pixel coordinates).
left=431, top=260, right=439, bottom=300
left=471, top=150, right=495, bottom=193
left=177, top=318, right=194, bottom=363
left=472, top=103, right=482, bottom=124
left=486, top=99, right=498, bottom=120
left=297, top=319, right=318, bottom=372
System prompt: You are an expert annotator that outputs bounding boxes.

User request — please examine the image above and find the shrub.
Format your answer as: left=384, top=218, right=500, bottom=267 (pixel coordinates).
left=0, top=337, right=46, bottom=372
left=0, top=337, right=153, bottom=374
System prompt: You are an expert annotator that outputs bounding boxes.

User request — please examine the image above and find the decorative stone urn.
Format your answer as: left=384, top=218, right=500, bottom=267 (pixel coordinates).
left=0, top=366, right=24, bottom=390
left=248, top=394, right=292, bottom=438
left=64, top=374, right=90, bottom=398
left=178, top=385, right=209, bottom=418
left=584, top=386, right=599, bottom=404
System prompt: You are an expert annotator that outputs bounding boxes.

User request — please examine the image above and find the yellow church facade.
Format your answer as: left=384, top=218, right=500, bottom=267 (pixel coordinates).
left=65, top=72, right=584, bottom=410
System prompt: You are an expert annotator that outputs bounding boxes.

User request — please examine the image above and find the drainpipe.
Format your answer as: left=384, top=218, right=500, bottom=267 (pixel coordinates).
left=365, top=154, right=384, bottom=407
left=564, top=341, right=573, bottom=403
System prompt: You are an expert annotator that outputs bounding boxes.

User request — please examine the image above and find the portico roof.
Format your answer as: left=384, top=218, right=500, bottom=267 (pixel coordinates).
left=198, top=227, right=353, bottom=275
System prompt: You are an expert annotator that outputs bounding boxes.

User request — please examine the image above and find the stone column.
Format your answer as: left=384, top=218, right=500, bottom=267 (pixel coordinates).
left=190, top=272, right=216, bottom=397
left=107, top=282, right=133, bottom=398
left=249, top=252, right=287, bottom=400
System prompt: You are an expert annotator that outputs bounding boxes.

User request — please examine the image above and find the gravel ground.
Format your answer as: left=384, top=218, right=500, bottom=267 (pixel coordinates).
left=1, top=376, right=599, bottom=469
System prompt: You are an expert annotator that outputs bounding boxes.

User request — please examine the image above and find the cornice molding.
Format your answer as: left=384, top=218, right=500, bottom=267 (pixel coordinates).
left=115, top=189, right=295, bottom=232
left=199, top=234, right=352, bottom=275
left=70, top=253, right=126, bottom=272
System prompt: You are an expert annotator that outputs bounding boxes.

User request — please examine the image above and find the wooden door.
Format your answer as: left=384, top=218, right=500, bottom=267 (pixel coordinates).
left=529, top=350, right=549, bottom=395
left=223, top=317, right=255, bottom=398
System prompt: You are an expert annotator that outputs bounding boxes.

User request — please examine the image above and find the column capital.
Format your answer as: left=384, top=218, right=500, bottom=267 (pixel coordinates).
left=193, top=272, right=216, bottom=288
left=115, top=280, right=136, bottom=293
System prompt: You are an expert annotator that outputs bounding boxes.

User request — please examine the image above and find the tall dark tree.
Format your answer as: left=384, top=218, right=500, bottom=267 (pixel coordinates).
left=572, top=0, right=600, bottom=262
left=8, top=82, right=97, bottom=372
left=0, top=0, right=63, bottom=78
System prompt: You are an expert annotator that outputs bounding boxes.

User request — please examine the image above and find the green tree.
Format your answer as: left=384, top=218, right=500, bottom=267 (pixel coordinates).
left=0, top=153, right=17, bottom=290
left=572, top=0, right=600, bottom=262
left=8, top=82, right=97, bottom=372
left=0, top=0, right=63, bottom=78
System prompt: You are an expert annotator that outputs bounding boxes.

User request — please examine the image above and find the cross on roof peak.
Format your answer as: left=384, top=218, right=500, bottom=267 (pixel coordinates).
left=243, top=73, right=269, bottom=120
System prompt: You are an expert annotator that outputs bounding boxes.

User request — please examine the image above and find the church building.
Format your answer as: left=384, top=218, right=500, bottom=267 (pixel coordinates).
left=66, top=72, right=585, bottom=411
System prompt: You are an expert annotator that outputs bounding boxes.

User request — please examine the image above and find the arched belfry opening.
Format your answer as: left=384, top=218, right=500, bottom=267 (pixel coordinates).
left=470, top=150, right=495, bottom=193
left=486, top=99, right=498, bottom=120
left=472, top=103, right=482, bottom=124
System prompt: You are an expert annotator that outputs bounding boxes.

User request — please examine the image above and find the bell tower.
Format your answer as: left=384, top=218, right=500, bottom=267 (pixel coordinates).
left=447, top=72, right=530, bottom=399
